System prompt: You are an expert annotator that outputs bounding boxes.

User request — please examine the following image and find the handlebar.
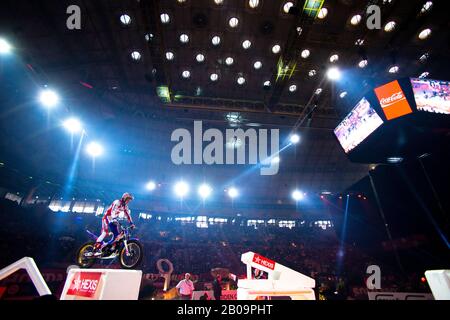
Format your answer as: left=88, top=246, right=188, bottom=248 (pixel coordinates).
left=113, top=220, right=135, bottom=231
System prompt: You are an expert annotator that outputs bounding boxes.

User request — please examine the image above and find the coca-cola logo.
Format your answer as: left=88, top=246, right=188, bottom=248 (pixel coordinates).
left=380, top=91, right=405, bottom=107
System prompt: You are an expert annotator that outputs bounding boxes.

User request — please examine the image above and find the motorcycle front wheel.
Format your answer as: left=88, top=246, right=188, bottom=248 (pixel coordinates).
left=119, top=240, right=143, bottom=269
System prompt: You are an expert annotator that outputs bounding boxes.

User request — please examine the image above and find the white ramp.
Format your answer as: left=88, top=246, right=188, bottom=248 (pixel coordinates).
left=425, top=270, right=450, bottom=300
left=237, top=252, right=315, bottom=300
left=60, top=269, right=142, bottom=300
left=0, top=257, right=51, bottom=297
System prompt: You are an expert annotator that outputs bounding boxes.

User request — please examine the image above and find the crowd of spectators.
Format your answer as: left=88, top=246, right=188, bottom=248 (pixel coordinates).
left=0, top=199, right=431, bottom=300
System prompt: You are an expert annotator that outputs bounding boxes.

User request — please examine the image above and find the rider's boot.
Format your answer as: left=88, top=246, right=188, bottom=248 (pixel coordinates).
left=93, top=242, right=103, bottom=256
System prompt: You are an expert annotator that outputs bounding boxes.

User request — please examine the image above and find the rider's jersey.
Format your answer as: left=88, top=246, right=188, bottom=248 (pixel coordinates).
left=103, top=200, right=133, bottom=224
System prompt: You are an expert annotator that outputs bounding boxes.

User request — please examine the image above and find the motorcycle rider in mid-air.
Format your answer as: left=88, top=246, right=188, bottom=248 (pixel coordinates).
left=94, top=192, right=135, bottom=255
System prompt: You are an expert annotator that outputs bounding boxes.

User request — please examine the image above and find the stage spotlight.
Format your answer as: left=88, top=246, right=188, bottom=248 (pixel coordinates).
left=39, top=89, right=59, bottom=108
left=327, top=67, right=341, bottom=81
left=146, top=181, right=156, bottom=191
left=174, top=181, right=189, bottom=198
left=228, top=187, right=238, bottom=199
left=262, top=155, right=280, bottom=166
left=387, top=157, right=403, bottom=164
left=292, top=190, right=304, bottom=201
left=63, top=118, right=82, bottom=134
left=198, top=184, right=212, bottom=199
left=0, top=38, right=12, bottom=54
left=290, top=134, right=300, bottom=144
left=86, top=142, right=104, bottom=157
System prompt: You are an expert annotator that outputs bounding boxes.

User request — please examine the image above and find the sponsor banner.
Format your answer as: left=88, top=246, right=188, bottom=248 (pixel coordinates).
left=220, top=290, right=237, bottom=300
left=374, top=80, right=413, bottom=120
left=192, top=290, right=237, bottom=300
left=252, top=254, right=276, bottom=270
left=66, top=272, right=102, bottom=298
left=143, top=273, right=200, bottom=282
left=0, top=287, right=6, bottom=299
left=368, top=292, right=433, bottom=300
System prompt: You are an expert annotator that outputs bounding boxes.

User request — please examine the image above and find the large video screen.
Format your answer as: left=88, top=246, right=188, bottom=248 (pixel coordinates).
left=410, top=78, right=450, bottom=115
left=334, top=98, right=384, bottom=153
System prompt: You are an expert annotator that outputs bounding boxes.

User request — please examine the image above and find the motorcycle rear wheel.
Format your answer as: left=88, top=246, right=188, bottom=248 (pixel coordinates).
left=76, top=242, right=96, bottom=268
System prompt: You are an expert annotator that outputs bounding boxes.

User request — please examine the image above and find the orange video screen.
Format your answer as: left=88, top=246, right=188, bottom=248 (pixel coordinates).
left=374, top=80, right=413, bottom=120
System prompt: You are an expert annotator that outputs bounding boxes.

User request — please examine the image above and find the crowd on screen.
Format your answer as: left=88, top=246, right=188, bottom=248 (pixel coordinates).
left=0, top=199, right=430, bottom=300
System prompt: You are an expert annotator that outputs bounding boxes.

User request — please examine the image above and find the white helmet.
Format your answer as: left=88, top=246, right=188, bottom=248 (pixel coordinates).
left=121, top=192, right=134, bottom=201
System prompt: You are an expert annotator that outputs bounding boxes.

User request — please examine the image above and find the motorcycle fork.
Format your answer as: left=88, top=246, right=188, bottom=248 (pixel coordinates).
left=123, top=240, right=130, bottom=256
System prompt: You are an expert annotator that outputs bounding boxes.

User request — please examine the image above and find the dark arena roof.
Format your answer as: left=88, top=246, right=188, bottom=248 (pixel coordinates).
left=0, top=0, right=449, bottom=302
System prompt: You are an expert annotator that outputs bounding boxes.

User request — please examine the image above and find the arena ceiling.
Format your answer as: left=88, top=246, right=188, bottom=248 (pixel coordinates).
left=0, top=0, right=448, bottom=206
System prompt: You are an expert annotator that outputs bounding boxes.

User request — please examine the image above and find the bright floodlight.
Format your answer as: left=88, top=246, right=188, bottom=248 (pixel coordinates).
left=318, top=7, right=328, bottom=19
left=198, top=184, right=212, bottom=199
left=174, top=181, right=189, bottom=198
left=229, top=17, right=239, bottom=28
left=120, top=14, right=132, bottom=25
left=210, top=73, right=219, bottom=82
left=0, top=38, right=12, bottom=54
left=146, top=181, right=156, bottom=191
left=228, top=188, right=238, bottom=199
left=165, top=51, right=174, bottom=60
left=63, top=118, right=82, bottom=134
left=242, top=40, right=251, bottom=49
left=327, top=67, right=341, bottom=81
left=272, top=156, right=280, bottom=164
left=290, top=134, right=300, bottom=144
left=292, top=190, right=304, bottom=201
left=418, top=28, right=432, bottom=40
left=196, top=53, right=205, bottom=62
left=387, top=156, right=403, bottom=164
left=39, top=89, right=59, bottom=108
left=182, top=70, right=191, bottom=79
left=160, top=13, right=170, bottom=24
left=301, top=49, right=310, bottom=59
left=350, top=14, right=362, bottom=26
left=131, top=51, right=141, bottom=61
left=249, top=0, right=259, bottom=9
left=212, top=36, right=221, bottom=46
left=272, top=44, right=281, bottom=54
left=86, top=142, right=103, bottom=157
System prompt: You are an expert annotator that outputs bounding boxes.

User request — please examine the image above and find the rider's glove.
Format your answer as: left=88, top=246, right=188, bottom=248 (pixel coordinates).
left=130, top=223, right=136, bottom=229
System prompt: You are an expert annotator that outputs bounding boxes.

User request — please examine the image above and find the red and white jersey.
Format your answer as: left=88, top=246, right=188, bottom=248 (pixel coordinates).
left=103, top=200, right=132, bottom=224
